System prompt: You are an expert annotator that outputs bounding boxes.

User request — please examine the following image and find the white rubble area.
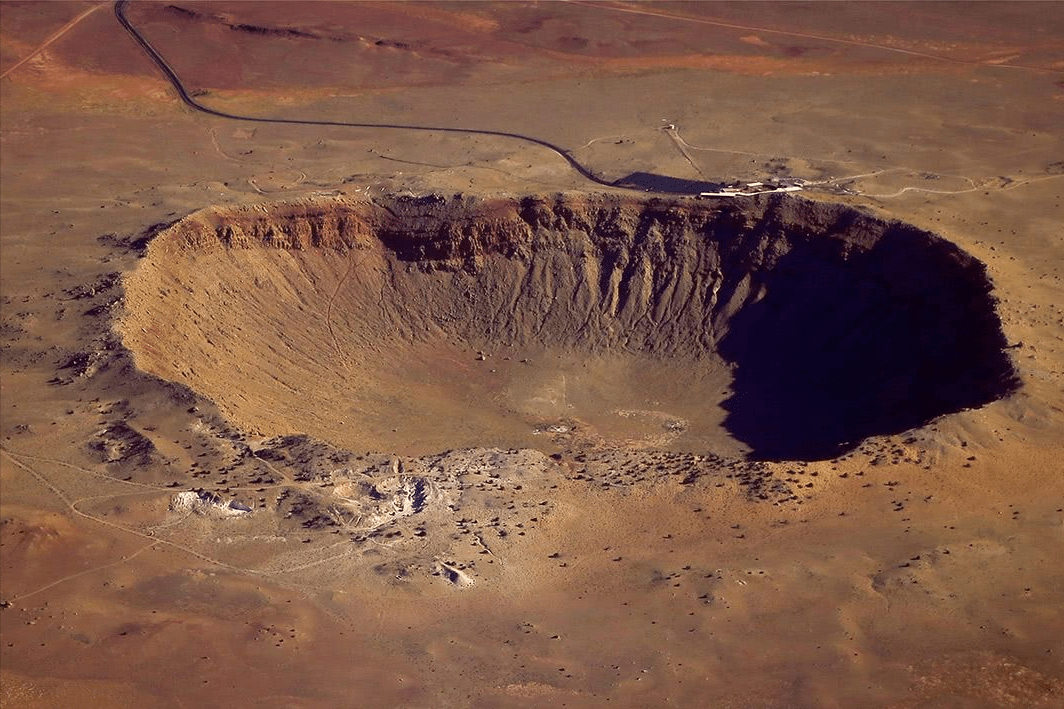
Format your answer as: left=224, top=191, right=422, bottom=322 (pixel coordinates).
left=170, top=489, right=252, bottom=517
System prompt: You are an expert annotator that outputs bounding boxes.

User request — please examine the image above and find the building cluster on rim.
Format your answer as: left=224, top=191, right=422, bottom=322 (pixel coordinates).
left=697, top=178, right=805, bottom=199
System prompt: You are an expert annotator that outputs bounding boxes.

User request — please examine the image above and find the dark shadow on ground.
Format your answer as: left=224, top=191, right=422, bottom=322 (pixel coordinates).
left=716, top=222, right=1020, bottom=461
left=613, top=172, right=722, bottom=195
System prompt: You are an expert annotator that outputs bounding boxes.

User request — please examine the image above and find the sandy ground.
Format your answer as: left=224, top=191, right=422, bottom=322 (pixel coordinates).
left=2, top=2, right=1063, bottom=707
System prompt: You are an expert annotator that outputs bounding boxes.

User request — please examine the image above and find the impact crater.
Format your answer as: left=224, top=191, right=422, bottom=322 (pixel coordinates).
left=120, top=193, right=1017, bottom=460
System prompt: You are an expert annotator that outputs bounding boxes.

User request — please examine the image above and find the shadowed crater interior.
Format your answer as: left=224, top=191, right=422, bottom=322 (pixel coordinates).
left=120, top=193, right=1017, bottom=460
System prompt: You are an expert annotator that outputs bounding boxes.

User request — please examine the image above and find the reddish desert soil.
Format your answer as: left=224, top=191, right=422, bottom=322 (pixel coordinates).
left=2, top=3, right=1063, bottom=708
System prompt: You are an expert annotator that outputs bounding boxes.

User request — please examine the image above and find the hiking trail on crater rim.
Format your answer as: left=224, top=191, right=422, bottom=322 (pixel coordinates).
left=119, top=192, right=1017, bottom=461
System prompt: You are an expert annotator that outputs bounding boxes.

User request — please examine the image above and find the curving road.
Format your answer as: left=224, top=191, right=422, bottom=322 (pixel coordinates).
left=113, top=0, right=621, bottom=190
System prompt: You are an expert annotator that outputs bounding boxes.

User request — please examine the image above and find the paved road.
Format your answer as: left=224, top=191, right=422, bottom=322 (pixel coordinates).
left=114, top=0, right=621, bottom=191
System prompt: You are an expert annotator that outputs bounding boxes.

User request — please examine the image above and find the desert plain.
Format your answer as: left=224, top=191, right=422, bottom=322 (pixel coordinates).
left=1, top=2, right=1063, bottom=707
